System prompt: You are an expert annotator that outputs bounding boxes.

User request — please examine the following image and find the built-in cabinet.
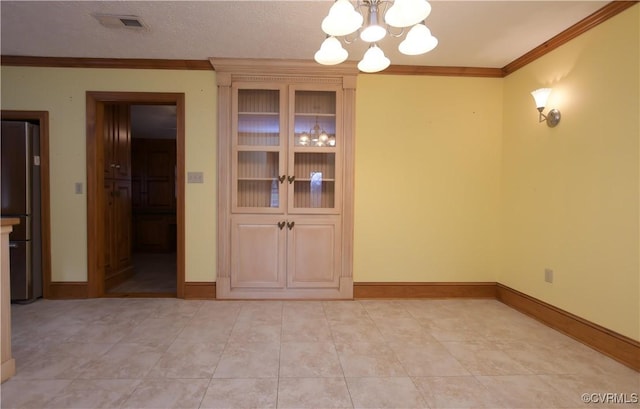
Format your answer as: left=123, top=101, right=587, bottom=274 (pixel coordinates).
left=102, top=104, right=133, bottom=290
left=212, top=58, right=357, bottom=299
left=132, top=138, right=177, bottom=253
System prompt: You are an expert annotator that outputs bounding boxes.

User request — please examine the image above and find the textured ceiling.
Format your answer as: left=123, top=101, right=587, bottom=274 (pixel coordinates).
left=1, top=1, right=609, bottom=68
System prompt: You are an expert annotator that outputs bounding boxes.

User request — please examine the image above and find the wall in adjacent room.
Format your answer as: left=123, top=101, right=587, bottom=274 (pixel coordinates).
left=500, top=5, right=639, bottom=340
left=353, top=75, right=503, bottom=283
left=0, top=67, right=218, bottom=282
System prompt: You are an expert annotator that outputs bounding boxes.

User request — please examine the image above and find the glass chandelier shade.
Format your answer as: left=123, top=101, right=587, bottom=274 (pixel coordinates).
left=316, top=0, right=438, bottom=73
left=321, top=0, right=364, bottom=37
left=384, top=0, right=431, bottom=28
left=398, top=23, right=438, bottom=55
left=360, top=4, right=386, bottom=42
left=314, top=36, right=349, bottom=65
left=357, top=44, right=391, bottom=73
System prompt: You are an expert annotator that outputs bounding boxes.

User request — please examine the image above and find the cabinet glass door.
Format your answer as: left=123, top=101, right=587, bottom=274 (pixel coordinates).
left=233, top=87, right=285, bottom=211
left=290, top=89, right=340, bottom=213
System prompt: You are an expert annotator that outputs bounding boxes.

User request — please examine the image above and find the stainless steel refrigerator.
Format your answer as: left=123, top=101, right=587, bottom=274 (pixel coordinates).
left=1, top=121, right=42, bottom=302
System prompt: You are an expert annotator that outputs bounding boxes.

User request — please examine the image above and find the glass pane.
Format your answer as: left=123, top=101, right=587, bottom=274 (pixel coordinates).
left=238, top=89, right=280, bottom=147
left=237, top=151, right=280, bottom=208
left=293, top=91, right=336, bottom=148
left=293, top=152, right=335, bottom=208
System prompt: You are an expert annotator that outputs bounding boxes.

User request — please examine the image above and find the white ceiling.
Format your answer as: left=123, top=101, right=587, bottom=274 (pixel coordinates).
left=1, top=1, right=609, bottom=69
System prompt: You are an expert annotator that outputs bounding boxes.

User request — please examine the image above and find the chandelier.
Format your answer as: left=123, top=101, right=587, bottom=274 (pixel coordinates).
left=314, top=0, right=438, bottom=73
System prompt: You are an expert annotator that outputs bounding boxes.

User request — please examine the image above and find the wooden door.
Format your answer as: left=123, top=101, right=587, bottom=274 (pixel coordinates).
left=113, top=180, right=132, bottom=271
left=103, top=104, right=131, bottom=179
left=102, top=180, right=115, bottom=277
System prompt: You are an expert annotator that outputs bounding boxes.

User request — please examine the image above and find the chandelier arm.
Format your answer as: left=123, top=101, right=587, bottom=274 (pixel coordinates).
left=342, top=32, right=360, bottom=45
left=387, top=26, right=404, bottom=38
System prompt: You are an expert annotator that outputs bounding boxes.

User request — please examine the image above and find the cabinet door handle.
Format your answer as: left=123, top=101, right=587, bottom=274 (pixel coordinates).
left=277, top=221, right=286, bottom=230
left=115, top=164, right=121, bottom=169
left=287, top=221, right=295, bottom=230
left=110, top=163, right=116, bottom=168
left=278, top=175, right=286, bottom=184
left=287, top=175, right=295, bottom=184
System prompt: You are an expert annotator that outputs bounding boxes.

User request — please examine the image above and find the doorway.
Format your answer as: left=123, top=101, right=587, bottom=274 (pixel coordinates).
left=86, top=92, right=185, bottom=298
left=108, top=105, right=178, bottom=295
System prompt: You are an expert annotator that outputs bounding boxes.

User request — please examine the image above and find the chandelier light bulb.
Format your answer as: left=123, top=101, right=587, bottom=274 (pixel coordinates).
left=314, top=36, right=349, bottom=65
left=385, top=0, right=432, bottom=28
left=399, top=23, right=438, bottom=55
left=357, top=44, right=391, bottom=73
left=321, top=0, right=363, bottom=36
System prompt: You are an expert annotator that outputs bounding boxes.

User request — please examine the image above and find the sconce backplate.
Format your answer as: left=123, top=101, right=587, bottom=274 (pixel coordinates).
left=546, top=109, right=561, bottom=127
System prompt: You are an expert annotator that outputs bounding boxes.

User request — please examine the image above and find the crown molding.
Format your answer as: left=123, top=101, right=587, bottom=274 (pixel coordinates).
left=378, top=65, right=503, bottom=77
left=0, top=56, right=212, bottom=70
left=1, top=1, right=636, bottom=77
left=502, top=0, right=638, bottom=76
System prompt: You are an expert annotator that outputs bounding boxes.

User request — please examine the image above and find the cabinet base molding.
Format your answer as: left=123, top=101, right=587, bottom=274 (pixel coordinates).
left=496, top=283, right=639, bottom=371
left=184, top=282, right=216, bottom=299
left=47, top=282, right=88, bottom=299
left=354, top=282, right=497, bottom=299
left=216, top=277, right=354, bottom=300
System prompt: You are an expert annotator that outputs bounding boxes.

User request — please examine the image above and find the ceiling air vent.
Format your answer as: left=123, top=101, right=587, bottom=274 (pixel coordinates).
left=93, top=14, right=148, bottom=30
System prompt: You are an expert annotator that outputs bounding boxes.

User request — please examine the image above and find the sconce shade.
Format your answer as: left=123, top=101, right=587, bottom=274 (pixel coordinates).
left=385, top=0, right=432, bottom=28
left=399, top=23, right=438, bottom=55
left=357, top=44, right=390, bottom=73
left=314, top=36, right=349, bottom=65
left=321, top=0, right=364, bottom=36
left=531, top=88, right=552, bottom=109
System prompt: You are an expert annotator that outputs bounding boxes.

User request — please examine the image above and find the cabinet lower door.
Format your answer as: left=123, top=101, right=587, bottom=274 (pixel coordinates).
left=224, top=215, right=347, bottom=298
left=230, top=216, right=286, bottom=289
left=287, top=217, right=341, bottom=289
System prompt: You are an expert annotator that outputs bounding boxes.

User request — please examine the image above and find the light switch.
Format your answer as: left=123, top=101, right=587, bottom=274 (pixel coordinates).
left=187, top=172, right=204, bottom=183
left=75, top=182, right=83, bottom=194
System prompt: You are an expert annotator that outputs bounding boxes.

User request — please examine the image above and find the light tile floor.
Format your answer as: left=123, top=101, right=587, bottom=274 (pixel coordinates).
left=1, top=298, right=638, bottom=409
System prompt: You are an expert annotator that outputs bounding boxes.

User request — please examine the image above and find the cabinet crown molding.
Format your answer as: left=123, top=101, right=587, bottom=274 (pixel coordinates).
left=209, top=58, right=359, bottom=80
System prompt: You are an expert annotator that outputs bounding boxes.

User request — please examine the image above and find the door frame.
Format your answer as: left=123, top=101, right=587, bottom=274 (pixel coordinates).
left=1, top=110, right=51, bottom=298
left=86, top=92, right=185, bottom=298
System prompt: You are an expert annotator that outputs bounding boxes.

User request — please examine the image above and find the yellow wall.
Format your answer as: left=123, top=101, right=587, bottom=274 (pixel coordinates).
left=353, top=75, right=503, bottom=282
left=500, top=6, right=639, bottom=340
left=0, top=67, right=218, bottom=282
left=0, top=5, right=637, bottom=340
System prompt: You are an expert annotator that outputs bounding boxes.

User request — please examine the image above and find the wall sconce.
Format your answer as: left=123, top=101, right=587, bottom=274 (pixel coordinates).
left=531, top=88, right=561, bottom=128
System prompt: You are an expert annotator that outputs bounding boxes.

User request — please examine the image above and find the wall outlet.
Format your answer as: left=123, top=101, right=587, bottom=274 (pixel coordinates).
left=187, top=171, right=204, bottom=183
left=75, top=182, right=83, bottom=194
left=544, top=268, right=554, bottom=283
